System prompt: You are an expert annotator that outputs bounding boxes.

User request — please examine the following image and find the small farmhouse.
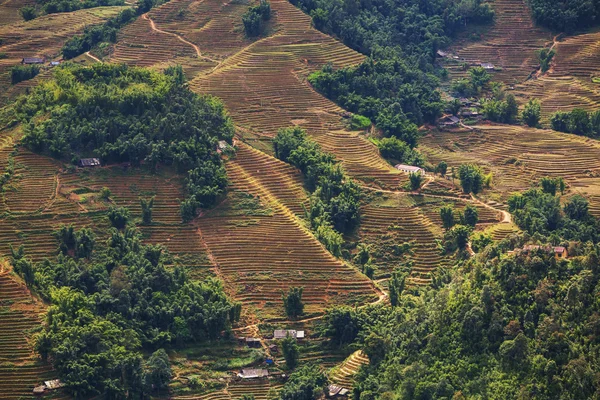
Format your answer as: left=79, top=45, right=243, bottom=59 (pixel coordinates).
left=395, top=164, right=424, bottom=176
left=436, top=50, right=448, bottom=58
left=245, top=337, right=261, bottom=348
left=238, top=368, right=269, bottom=379
left=480, top=62, right=495, bottom=70
left=273, top=329, right=305, bottom=339
left=520, top=245, right=568, bottom=259
left=328, top=384, right=350, bottom=397
left=78, top=158, right=101, bottom=167
left=439, top=115, right=460, bottom=128
left=22, top=57, right=45, bottom=65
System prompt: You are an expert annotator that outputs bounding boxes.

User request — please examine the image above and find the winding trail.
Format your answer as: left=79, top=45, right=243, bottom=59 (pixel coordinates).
left=142, top=13, right=220, bottom=64
left=85, top=51, right=101, bottom=63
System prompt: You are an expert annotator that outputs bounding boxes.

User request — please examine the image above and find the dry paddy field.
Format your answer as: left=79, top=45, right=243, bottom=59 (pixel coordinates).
left=444, top=0, right=550, bottom=85
left=420, top=124, right=600, bottom=203
left=0, top=6, right=127, bottom=103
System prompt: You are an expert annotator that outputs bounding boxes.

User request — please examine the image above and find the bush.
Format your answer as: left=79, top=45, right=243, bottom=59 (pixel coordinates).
left=409, top=172, right=423, bottom=191
left=377, top=136, right=423, bottom=166
left=283, top=287, right=304, bottom=319
left=20, top=6, right=37, bottom=20
left=242, top=0, right=270, bottom=36
left=522, top=99, right=541, bottom=127
left=11, top=65, right=39, bottom=84
left=458, top=164, right=485, bottom=194
left=349, top=114, right=372, bottom=130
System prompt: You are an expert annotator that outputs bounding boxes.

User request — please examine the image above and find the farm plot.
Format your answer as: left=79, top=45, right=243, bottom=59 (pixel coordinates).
left=443, top=0, right=550, bottom=85
left=0, top=269, right=59, bottom=399
left=0, top=6, right=127, bottom=102
left=419, top=125, right=600, bottom=202
left=358, top=192, right=451, bottom=284
left=329, top=350, right=369, bottom=390
left=197, top=146, right=378, bottom=319
left=0, top=0, right=35, bottom=26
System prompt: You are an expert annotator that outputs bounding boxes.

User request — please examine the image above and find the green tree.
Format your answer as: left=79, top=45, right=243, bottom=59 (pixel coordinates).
left=283, top=287, right=304, bottom=319
left=522, top=99, right=541, bottom=127
left=436, top=161, right=448, bottom=177
left=551, top=111, right=570, bottom=132
left=140, top=196, right=155, bottom=225
left=440, top=205, right=455, bottom=230
left=469, top=66, right=491, bottom=92
left=409, top=172, right=424, bottom=191
left=144, top=349, right=172, bottom=392
left=458, top=164, right=484, bottom=194
left=564, top=195, right=589, bottom=221
left=281, top=334, right=300, bottom=370
left=389, top=270, right=407, bottom=307
left=20, top=6, right=37, bottom=20
left=463, top=204, right=479, bottom=227
left=445, top=225, right=472, bottom=251
left=569, top=108, right=591, bottom=136
left=279, top=366, right=328, bottom=400
left=321, top=306, right=360, bottom=346
left=537, top=48, right=555, bottom=73
left=108, top=206, right=130, bottom=229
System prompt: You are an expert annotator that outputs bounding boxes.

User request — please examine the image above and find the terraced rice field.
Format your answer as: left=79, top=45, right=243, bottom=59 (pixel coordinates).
left=198, top=144, right=378, bottom=318
left=329, top=350, right=369, bottom=390
left=444, top=0, right=550, bottom=84
left=0, top=269, right=61, bottom=399
left=420, top=125, right=600, bottom=201
left=0, top=6, right=127, bottom=103
left=359, top=193, right=451, bottom=284
left=175, top=380, right=283, bottom=400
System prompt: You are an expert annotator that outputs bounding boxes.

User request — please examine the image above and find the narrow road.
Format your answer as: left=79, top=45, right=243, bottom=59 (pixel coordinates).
left=85, top=51, right=101, bottom=63
left=142, top=13, right=220, bottom=64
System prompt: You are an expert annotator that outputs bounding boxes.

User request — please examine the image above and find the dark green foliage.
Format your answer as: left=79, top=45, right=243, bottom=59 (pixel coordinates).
left=140, top=196, right=154, bottom=225
left=537, top=48, right=555, bottom=73
left=20, top=6, right=36, bottom=20
left=540, top=176, right=564, bottom=196
left=388, top=270, right=407, bottom=307
left=349, top=114, right=372, bottom=130
left=281, top=335, right=300, bottom=370
left=444, top=224, right=472, bottom=252
left=458, top=164, right=484, bottom=194
left=508, top=183, right=599, bottom=241
left=440, top=205, right=455, bottom=230
left=483, top=94, right=519, bottom=124
left=278, top=365, right=328, bottom=400
left=522, top=99, right=542, bottom=127
left=298, top=0, right=493, bottom=146
left=469, top=66, right=491, bottom=93
left=377, top=136, right=423, bottom=166
left=36, top=0, right=124, bottom=15
left=62, top=8, right=136, bottom=59
left=15, top=64, right=233, bottom=221
left=551, top=108, right=600, bottom=137
left=463, top=204, right=479, bottom=227
left=471, top=232, right=492, bottom=252
left=528, top=0, right=600, bottom=32
left=242, top=0, right=270, bottom=37
left=283, top=286, right=304, bottom=319
left=241, top=395, right=255, bottom=400
left=274, top=127, right=360, bottom=236
left=10, top=65, right=39, bottom=84
left=320, top=306, right=361, bottom=346
left=18, top=224, right=239, bottom=397
left=436, top=161, right=448, bottom=176
left=409, top=172, right=423, bottom=191
left=108, top=206, right=130, bottom=229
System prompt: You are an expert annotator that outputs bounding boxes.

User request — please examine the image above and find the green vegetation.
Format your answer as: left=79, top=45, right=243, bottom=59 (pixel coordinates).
left=537, top=48, right=555, bottom=73
left=282, top=286, right=304, bottom=319
left=482, top=93, right=519, bottom=124
left=409, top=172, right=424, bottom=191
left=140, top=196, right=155, bottom=225
left=376, top=136, right=423, bottom=166
left=273, top=126, right=361, bottom=241
left=528, top=0, right=600, bottom=32
left=13, top=219, right=240, bottom=397
left=551, top=108, right=600, bottom=137
left=522, top=99, right=542, bottom=127
left=242, top=0, right=271, bottom=37
left=13, top=64, right=234, bottom=221
left=20, top=6, right=37, bottom=20
left=279, top=366, right=328, bottom=400
left=62, top=8, right=137, bottom=59
left=10, top=65, right=39, bottom=84
left=349, top=114, right=372, bottom=130
left=301, top=0, right=494, bottom=151
left=458, top=164, right=485, bottom=194
left=281, top=334, right=300, bottom=370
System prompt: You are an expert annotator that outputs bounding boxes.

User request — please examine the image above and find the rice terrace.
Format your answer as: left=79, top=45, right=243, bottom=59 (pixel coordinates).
left=1, top=0, right=600, bottom=398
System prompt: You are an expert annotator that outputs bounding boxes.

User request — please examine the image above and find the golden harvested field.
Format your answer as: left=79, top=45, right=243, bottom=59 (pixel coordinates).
left=420, top=124, right=600, bottom=202
left=444, top=0, right=550, bottom=84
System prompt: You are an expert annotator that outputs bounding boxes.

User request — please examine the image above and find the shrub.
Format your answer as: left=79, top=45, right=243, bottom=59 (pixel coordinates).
left=20, top=6, right=37, bottom=21
left=242, top=0, right=271, bottom=37
left=11, top=65, right=39, bottom=84
left=522, top=99, right=541, bottom=127
left=458, top=164, right=484, bottom=194
left=349, top=114, right=372, bottom=130
left=283, top=287, right=304, bottom=319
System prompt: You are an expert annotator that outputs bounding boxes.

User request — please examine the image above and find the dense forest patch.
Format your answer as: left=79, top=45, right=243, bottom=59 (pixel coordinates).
left=528, top=0, right=600, bottom=32
left=12, top=63, right=234, bottom=221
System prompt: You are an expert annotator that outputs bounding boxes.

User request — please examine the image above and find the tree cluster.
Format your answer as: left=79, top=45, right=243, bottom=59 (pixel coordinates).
left=551, top=108, right=600, bottom=137
left=273, top=127, right=361, bottom=254
left=13, top=217, right=240, bottom=397
left=10, top=64, right=40, bottom=84
left=528, top=0, right=600, bottom=33
left=14, top=64, right=234, bottom=222
left=26, top=0, right=123, bottom=18
left=376, top=136, right=424, bottom=166
left=242, top=0, right=271, bottom=37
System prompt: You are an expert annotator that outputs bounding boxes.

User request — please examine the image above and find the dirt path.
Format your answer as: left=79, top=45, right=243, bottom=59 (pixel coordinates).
left=85, top=51, right=101, bottom=63
left=142, top=13, right=220, bottom=64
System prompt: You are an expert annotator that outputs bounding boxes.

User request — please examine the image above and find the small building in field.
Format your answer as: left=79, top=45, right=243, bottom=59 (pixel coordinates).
left=44, top=380, right=64, bottom=390
left=520, top=245, right=568, bottom=259
left=395, top=164, right=425, bottom=176
left=273, top=329, right=305, bottom=340
left=22, top=57, right=45, bottom=65
left=480, top=62, right=495, bottom=70
left=245, top=337, right=261, bottom=348
left=461, top=109, right=480, bottom=118
left=328, top=384, right=350, bottom=398
left=238, top=369, right=269, bottom=379
left=269, top=344, right=278, bottom=353
left=439, top=115, right=460, bottom=128
left=436, top=50, right=448, bottom=58
left=78, top=158, right=101, bottom=168
left=33, top=385, right=46, bottom=395
left=50, top=61, right=60, bottom=67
